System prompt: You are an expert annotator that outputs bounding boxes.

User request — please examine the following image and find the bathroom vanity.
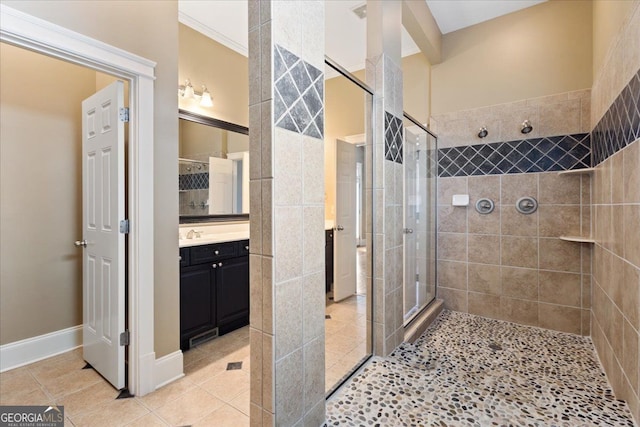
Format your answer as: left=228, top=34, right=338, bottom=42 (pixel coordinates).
left=179, top=223, right=250, bottom=351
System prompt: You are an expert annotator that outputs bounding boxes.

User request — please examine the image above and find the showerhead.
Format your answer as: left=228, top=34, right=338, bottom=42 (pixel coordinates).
left=521, top=120, right=533, bottom=134
left=478, top=126, right=488, bottom=138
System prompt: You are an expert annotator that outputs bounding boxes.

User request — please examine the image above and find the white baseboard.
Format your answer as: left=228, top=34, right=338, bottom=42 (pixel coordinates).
left=154, top=350, right=184, bottom=390
left=0, top=325, right=83, bottom=372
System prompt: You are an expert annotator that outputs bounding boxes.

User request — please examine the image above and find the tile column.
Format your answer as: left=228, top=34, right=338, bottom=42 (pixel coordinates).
left=366, top=0, right=405, bottom=356
left=248, top=1, right=326, bottom=426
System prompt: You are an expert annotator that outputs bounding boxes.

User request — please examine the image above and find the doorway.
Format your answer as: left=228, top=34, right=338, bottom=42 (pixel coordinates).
left=0, top=4, right=156, bottom=395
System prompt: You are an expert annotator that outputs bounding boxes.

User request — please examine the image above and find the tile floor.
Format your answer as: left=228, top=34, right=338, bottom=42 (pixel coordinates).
left=326, top=309, right=637, bottom=426
left=325, top=246, right=370, bottom=393
left=0, top=326, right=251, bottom=426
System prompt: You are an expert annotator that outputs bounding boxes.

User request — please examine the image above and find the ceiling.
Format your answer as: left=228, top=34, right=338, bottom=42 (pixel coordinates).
left=179, top=0, right=546, bottom=73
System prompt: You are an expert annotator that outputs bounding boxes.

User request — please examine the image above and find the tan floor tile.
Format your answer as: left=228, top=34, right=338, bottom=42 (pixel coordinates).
left=228, top=390, right=250, bottom=416
left=325, top=318, right=351, bottom=335
left=155, top=387, right=223, bottom=426
left=124, top=412, right=168, bottom=427
left=184, top=354, right=235, bottom=385
left=69, top=397, right=149, bottom=427
left=200, top=369, right=249, bottom=403
left=193, top=404, right=250, bottom=427
left=38, top=367, right=103, bottom=398
left=0, top=385, right=51, bottom=406
left=0, top=367, right=41, bottom=396
left=183, top=347, right=207, bottom=367
left=56, top=380, right=119, bottom=417
left=137, top=376, right=195, bottom=411
left=29, top=351, right=85, bottom=383
left=325, top=333, right=359, bottom=355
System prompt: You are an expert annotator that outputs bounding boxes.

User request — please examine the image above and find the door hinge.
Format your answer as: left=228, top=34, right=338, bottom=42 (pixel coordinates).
left=119, top=107, right=129, bottom=122
left=119, top=219, right=129, bottom=234
left=415, top=273, right=420, bottom=282
left=119, top=330, right=130, bottom=346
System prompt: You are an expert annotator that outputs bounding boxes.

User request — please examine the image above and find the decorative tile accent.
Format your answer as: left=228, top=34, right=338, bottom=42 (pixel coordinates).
left=384, top=112, right=403, bottom=163
left=274, top=44, right=324, bottom=139
left=592, top=70, right=640, bottom=166
left=179, top=172, right=209, bottom=190
left=438, top=133, right=590, bottom=177
left=226, top=362, right=243, bottom=371
left=327, top=310, right=636, bottom=426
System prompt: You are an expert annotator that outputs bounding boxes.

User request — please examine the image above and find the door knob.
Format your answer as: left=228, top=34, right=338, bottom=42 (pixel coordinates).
left=74, top=240, right=88, bottom=248
left=403, top=228, right=413, bottom=234
left=336, top=225, right=344, bottom=231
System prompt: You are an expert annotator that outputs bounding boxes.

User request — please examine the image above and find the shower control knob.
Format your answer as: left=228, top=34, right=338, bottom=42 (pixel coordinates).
left=516, top=196, right=538, bottom=214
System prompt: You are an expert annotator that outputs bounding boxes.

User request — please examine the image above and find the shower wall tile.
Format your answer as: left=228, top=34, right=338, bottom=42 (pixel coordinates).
left=432, top=89, right=591, bottom=151
left=249, top=2, right=325, bottom=424
left=590, top=3, right=640, bottom=415
left=436, top=171, right=591, bottom=336
left=500, top=297, right=538, bottom=326
left=438, top=133, right=590, bottom=177
left=468, top=292, right=501, bottom=319
left=467, top=263, right=500, bottom=295
left=501, top=267, right=538, bottom=300
left=538, top=303, right=582, bottom=335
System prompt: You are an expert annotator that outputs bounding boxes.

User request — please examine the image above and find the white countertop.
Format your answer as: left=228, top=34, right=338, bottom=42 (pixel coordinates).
left=179, top=222, right=249, bottom=248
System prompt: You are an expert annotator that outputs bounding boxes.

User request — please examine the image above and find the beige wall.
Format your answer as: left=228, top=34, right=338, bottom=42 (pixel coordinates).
left=179, top=24, right=249, bottom=127
left=431, top=0, right=592, bottom=115
left=592, top=0, right=637, bottom=81
left=402, top=53, right=430, bottom=124
left=3, top=0, right=180, bottom=358
left=0, top=43, right=97, bottom=344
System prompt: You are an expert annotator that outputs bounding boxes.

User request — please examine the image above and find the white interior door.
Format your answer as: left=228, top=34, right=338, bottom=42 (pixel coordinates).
left=403, top=137, right=418, bottom=320
left=208, top=156, right=233, bottom=214
left=334, top=140, right=357, bottom=302
left=81, top=80, right=125, bottom=390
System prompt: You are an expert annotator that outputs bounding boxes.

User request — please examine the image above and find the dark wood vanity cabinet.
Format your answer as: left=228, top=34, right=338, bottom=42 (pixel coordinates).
left=325, top=229, right=334, bottom=293
left=179, top=240, right=249, bottom=350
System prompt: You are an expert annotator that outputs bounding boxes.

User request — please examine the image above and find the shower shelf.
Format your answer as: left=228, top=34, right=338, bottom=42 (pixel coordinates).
left=557, top=167, right=595, bottom=175
left=559, top=236, right=595, bottom=243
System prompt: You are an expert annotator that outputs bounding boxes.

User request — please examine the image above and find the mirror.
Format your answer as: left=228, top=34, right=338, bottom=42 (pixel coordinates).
left=179, top=109, right=249, bottom=222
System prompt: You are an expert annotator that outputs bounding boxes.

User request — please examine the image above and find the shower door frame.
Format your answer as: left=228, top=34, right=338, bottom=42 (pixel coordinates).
left=402, top=112, right=438, bottom=327
left=324, top=55, right=376, bottom=398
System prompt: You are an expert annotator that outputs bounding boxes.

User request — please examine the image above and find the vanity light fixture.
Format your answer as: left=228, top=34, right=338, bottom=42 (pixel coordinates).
left=521, top=120, right=533, bottom=134
left=200, top=85, right=214, bottom=107
left=477, top=126, right=488, bottom=138
left=178, top=79, right=214, bottom=108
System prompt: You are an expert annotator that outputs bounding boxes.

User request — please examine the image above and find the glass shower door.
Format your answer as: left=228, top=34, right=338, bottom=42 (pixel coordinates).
left=403, top=116, right=437, bottom=324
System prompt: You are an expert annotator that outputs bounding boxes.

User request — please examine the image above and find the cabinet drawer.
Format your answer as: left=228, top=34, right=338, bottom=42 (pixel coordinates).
left=237, top=240, right=250, bottom=256
left=190, top=242, right=237, bottom=264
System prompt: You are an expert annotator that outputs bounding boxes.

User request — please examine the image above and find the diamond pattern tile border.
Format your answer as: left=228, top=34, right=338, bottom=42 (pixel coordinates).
left=179, top=172, right=209, bottom=190
left=385, top=112, right=403, bottom=164
left=592, top=69, right=640, bottom=166
left=274, top=44, right=324, bottom=139
left=437, top=133, right=591, bottom=177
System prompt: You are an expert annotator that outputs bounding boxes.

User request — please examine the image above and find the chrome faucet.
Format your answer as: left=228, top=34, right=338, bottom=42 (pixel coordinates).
left=186, top=229, right=202, bottom=239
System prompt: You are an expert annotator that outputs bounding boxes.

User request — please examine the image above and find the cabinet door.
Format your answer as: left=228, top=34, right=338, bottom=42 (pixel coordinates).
left=180, top=264, right=216, bottom=349
left=216, top=256, right=249, bottom=328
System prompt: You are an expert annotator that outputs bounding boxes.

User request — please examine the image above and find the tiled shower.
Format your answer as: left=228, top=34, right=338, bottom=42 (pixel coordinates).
left=430, top=5, right=640, bottom=418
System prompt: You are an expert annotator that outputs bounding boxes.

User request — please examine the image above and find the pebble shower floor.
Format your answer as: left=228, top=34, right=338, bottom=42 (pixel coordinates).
left=326, top=310, right=636, bottom=426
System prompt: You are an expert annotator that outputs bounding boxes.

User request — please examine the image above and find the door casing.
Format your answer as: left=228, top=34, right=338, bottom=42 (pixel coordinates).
left=1, top=4, right=157, bottom=396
